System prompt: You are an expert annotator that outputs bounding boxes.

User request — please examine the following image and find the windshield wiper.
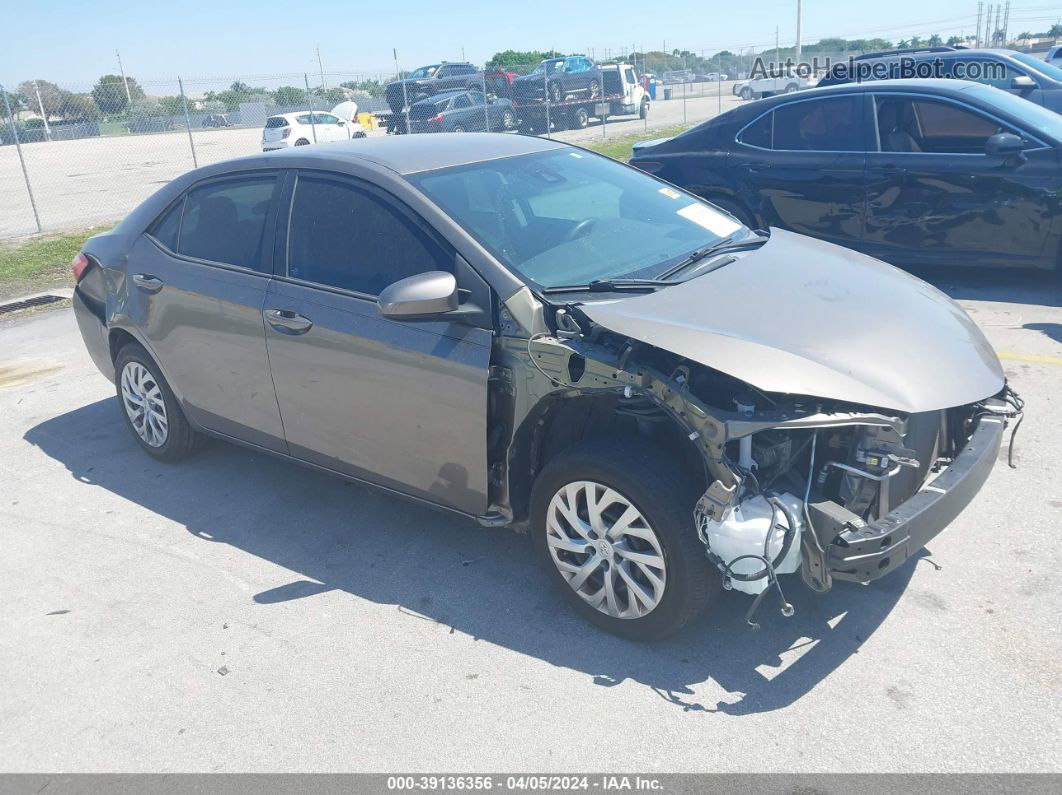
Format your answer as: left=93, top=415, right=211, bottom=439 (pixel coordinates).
left=540, top=278, right=675, bottom=294
left=656, top=234, right=768, bottom=281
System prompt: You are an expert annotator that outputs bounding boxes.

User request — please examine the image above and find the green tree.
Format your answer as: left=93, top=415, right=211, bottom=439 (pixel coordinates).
left=339, top=79, right=383, bottom=96
left=272, top=85, right=306, bottom=106
left=1049, top=23, right=1062, bottom=38
left=157, top=95, right=187, bottom=116
left=315, top=86, right=346, bottom=105
left=206, top=81, right=269, bottom=112
left=486, top=49, right=563, bottom=74
left=946, top=36, right=964, bottom=46
left=58, top=91, right=101, bottom=121
left=92, top=74, right=145, bottom=115
left=18, top=79, right=64, bottom=119
left=927, top=34, right=942, bottom=47
left=0, top=87, right=23, bottom=115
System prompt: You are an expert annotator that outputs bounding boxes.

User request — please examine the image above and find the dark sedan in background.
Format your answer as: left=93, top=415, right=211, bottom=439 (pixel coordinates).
left=630, top=79, right=1062, bottom=274
left=511, top=56, right=603, bottom=103
left=407, top=90, right=517, bottom=133
left=816, top=47, right=1062, bottom=114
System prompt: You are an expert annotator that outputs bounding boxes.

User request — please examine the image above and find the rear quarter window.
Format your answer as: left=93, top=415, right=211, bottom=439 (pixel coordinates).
left=265, top=117, right=288, bottom=128
left=148, top=198, right=184, bottom=251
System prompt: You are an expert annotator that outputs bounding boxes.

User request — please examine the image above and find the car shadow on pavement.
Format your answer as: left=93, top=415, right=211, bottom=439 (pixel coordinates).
left=26, top=398, right=922, bottom=716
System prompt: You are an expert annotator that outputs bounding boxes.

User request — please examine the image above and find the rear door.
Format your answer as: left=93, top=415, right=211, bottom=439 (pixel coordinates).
left=126, top=171, right=287, bottom=451
left=727, top=94, right=868, bottom=246
left=862, top=92, right=1054, bottom=268
left=263, top=171, right=493, bottom=514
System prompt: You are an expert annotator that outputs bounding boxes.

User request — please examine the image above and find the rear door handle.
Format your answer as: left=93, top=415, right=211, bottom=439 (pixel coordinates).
left=264, top=308, right=313, bottom=334
left=131, top=273, right=163, bottom=292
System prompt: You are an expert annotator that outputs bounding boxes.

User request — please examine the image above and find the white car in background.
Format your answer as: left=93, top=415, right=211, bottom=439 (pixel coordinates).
left=733, top=68, right=817, bottom=100
left=262, top=108, right=365, bottom=151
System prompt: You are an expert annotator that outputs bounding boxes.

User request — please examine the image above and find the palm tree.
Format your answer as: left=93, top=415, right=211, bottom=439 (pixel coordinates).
left=927, top=34, right=943, bottom=47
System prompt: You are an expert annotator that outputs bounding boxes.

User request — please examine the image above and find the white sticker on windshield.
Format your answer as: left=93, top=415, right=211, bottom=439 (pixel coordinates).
left=677, top=203, right=742, bottom=236
left=658, top=187, right=681, bottom=199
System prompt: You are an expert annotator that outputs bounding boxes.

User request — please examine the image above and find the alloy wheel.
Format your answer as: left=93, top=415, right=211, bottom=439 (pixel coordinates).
left=120, top=361, right=168, bottom=448
left=545, top=480, right=666, bottom=619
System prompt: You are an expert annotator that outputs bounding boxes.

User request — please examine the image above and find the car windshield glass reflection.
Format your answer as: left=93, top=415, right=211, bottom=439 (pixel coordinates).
left=410, top=149, right=749, bottom=288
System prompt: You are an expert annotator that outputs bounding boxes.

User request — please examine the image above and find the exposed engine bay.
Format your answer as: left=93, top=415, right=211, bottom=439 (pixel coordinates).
left=491, top=297, right=1023, bottom=628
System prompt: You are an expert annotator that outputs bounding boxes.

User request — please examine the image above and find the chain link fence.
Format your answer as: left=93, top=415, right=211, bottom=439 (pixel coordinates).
left=1, top=46, right=855, bottom=241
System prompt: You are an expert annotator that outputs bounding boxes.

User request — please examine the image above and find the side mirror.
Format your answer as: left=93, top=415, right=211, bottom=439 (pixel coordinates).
left=377, top=271, right=459, bottom=320
left=1010, top=75, right=1036, bottom=90
left=985, top=132, right=1027, bottom=166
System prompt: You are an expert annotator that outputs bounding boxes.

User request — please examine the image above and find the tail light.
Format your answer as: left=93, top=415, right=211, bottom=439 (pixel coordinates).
left=282, top=128, right=291, bottom=138
left=630, top=160, right=664, bottom=174
left=71, top=252, right=90, bottom=282
left=429, top=113, right=445, bottom=123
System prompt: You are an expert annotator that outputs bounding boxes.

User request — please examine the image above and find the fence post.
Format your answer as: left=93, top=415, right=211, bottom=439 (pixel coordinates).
left=683, top=78, right=687, bottom=124
left=394, top=50, right=410, bottom=135
left=543, top=64, right=551, bottom=139
left=1, top=83, right=42, bottom=234
left=717, top=71, right=722, bottom=115
left=482, top=70, right=490, bottom=132
left=304, top=74, right=318, bottom=143
left=178, top=77, right=198, bottom=168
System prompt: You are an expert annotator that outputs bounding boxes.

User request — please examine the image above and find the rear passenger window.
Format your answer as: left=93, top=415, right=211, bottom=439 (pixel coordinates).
left=772, top=97, right=862, bottom=151
left=149, top=198, right=183, bottom=251
left=287, top=176, right=449, bottom=296
left=739, top=112, right=773, bottom=148
left=178, top=176, right=276, bottom=270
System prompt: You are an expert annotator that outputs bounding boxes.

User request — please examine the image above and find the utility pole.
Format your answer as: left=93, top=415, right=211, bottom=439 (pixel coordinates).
left=975, top=1, right=983, bottom=47
left=32, top=80, right=51, bottom=140
left=116, top=49, right=132, bottom=105
left=795, top=0, right=802, bottom=65
left=1002, top=0, right=1011, bottom=47
left=317, top=47, right=327, bottom=89
left=775, top=26, right=780, bottom=70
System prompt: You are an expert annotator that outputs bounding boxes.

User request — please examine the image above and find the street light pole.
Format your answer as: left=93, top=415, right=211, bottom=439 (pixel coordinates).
left=795, top=0, right=803, bottom=64
left=116, top=49, right=132, bottom=106
left=317, top=47, right=327, bottom=89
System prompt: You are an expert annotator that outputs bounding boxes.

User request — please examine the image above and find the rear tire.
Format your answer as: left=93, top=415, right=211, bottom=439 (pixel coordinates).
left=501, top=109, right=516, bottom=130
left=548, top=81, right=564, bottom=103
left=571, top=107, right=589, bottom=129
left=588, top=79, right=601, bottom=100
left=114, top=343, right=203, bottom=463
left=452, top=124, right=467, bottom=133
left=530, top=439, right=717, bottom=640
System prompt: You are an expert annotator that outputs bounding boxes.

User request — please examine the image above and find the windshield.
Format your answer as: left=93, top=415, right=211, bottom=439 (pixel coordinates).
left=531, top=60, right=563, bottom=75
left=408, top=65, right=438, bottom=79
left=410, top=149, right=749, bottom=289
left=1010, top=52, right=1062, bottom=82
left=970, top=84, right=1062, bottom=141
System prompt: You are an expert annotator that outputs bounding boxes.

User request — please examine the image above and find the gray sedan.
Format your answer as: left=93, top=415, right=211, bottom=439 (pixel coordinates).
left=71, top=134, right=1019, bottom=639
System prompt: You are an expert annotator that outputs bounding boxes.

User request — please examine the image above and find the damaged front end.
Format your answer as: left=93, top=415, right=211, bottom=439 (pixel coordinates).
left=498, top=304, right=1022, bottom=629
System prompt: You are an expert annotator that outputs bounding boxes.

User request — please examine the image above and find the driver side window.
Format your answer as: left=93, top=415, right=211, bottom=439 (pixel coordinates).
left=287, top=175, right=450, bottom=296
left=875, top=97, right=1012, bottom=154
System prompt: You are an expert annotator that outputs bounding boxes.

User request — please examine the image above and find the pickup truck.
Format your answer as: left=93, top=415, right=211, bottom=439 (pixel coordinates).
left=513, top=62, right=648, bottom=133
left=384, top=63, right=515, bottom=114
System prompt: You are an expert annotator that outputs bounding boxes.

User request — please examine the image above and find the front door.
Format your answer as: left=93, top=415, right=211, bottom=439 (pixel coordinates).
left=727, top=94, right=868, bottom=247
left=862, top=93, right=1054, bottom=268
left=263, top=172, right=493, bottom=515
left=126, top=172, right=287, bottom=451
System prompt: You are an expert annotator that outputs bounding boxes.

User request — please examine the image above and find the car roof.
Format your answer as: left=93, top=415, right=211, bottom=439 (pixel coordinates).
left=772, top=78, right=984, bottom=98
left=259, top=132, right=565, bottom=175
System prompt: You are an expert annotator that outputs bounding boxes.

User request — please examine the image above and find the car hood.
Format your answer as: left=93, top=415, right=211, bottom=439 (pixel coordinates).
left=580, top=229, right=1004, bottom=413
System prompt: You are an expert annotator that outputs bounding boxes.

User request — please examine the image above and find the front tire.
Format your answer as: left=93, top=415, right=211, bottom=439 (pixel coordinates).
left=530, top=439, right=717, bottom=640
left=548, top=81, right=564, bottom=103
left=115, top=343, right=202, bottom=463
left=739, top=86, right=753, bottom=100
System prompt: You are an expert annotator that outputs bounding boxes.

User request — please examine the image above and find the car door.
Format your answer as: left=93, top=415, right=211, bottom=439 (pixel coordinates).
left=727, top=94, right=868, bottom=246
left=125, top=172, right=287, bottom=452
left=862, top=93, right=1054, bottom=268
left=263, top=171, right=493, bottom=515
left=450, top=93, right=477, bottom=129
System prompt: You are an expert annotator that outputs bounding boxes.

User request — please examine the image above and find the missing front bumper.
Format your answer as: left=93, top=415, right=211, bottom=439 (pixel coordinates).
left=827, top=413, right=1005, bottom=583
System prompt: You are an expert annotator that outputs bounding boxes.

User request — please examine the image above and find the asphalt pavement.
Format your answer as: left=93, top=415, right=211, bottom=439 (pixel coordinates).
left=1, top=270, right=1060, bottom=772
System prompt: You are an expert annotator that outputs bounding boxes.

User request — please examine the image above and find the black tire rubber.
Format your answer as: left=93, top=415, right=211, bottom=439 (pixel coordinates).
left=739, top=86, right=753, bottom=100
left=501, top=110, right=516, bottom=130
left=588, top=79, right=601, bottom=99
left=452, top=125, right=467, bottom=133
left=114, top=342, right=203, bottom=463
left=784, top=82, right=799, bottom=93
left=572, top=107, right=589, bottom=129
left=530, top=438, right=718, bottom=641
left=294, top=139, right=310, bottom=146
left=548, top=81, right=564, bottom=103
left=705, top=196, right=756, bottom=229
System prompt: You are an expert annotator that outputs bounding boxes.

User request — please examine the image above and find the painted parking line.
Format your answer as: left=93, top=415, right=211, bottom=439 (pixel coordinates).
left=997, top=351, right=1062, bottom=366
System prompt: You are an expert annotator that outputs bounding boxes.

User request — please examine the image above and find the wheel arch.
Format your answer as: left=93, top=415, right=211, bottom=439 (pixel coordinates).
left=506, top=391, right=708, bottom=524
left=108, top=324, right=188, bottom=406
left=692, top=188, right=760, bottom=229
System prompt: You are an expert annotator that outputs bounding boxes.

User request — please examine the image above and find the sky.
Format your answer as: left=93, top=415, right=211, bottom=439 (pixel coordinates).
left=2, top=0, right=1060, bottom=94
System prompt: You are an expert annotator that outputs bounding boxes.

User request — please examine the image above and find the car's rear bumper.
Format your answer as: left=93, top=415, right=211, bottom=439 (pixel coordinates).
left=828, top=411, right=1005, bottom=583
left=73, top=285, right=114, bottom=383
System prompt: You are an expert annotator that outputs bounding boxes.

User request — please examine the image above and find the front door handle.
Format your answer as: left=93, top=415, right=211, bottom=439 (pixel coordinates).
left=131, top=273, right=163, bottom=292
left=264, top=308, right=313, bottom=334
